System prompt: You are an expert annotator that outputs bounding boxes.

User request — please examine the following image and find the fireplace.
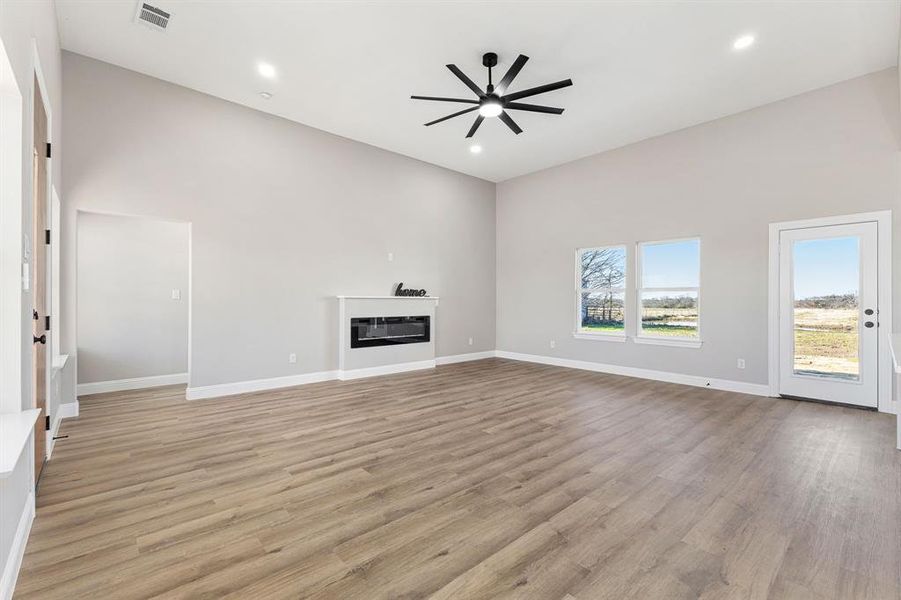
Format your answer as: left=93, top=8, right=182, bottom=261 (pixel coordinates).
left=350, top=316, right=431, bottom=348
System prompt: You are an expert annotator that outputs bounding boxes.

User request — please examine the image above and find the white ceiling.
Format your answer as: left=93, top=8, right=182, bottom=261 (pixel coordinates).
left=56, top=1, right=900, bottom=182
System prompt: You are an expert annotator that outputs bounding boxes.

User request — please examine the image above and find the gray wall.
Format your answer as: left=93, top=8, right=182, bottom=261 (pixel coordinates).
left=61, top=52, right=496, bottom=390
left=497, top=68, right=901, bottom=386
left=77, top=212, right=189, bottom=384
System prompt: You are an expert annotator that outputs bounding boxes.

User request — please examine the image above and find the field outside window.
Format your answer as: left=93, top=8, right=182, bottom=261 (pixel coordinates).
left=638, top=239, right=700, bottom=339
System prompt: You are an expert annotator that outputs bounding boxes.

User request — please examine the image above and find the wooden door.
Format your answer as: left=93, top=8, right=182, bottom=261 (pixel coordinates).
left=32, top=77, right=48, bottom=481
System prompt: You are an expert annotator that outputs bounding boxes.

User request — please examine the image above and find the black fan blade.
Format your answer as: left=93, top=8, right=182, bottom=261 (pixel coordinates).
left=502, top=78, right=573, bottom=102
left=447, top=64, right=485, bottom=97
left=498, top=111, right=522, bottom=135
left=495, top=54, right=529, bottom=95
left=504, top=102, right=564, bottom=115
left=411, top=95, right=479, bottom=105
left=424, top=106, right=478, bottom=126
left=465, top=115, right=485, bottom=138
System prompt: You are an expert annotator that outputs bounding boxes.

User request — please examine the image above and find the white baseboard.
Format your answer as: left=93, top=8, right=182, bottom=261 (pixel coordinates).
left=337, top=359, right=436, bottom=381
left=77, top=373, right=188, bottom=396
left=47, top=401, right=79, bottom=460
left=495, top=350, right=771, bottom=396
left=186, top=348, right=768, bottom=402
left=435, top=351, right=496, bottom=365
left=0, top=491, right=34, bottom=600
left=186, top=354, right=477, bottom=401
left=57, top=401, right=79, bottom=419
left=186, top=370, right=337, bottom=401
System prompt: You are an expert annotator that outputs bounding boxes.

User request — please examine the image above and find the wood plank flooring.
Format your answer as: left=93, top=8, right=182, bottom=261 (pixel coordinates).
left=15, top=358, right=901, bottom=599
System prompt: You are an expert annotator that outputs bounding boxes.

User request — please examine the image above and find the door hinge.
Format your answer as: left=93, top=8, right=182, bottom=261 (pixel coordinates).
left=45, top=229, right=50, bottom=245
left=45, top=415, right=50, bottom=431
left=45, top=315, right=50, bottom=331
left=46, top=143, right=51, bottom=159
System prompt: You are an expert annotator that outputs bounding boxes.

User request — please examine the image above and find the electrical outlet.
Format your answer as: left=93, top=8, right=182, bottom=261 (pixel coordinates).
left=468, top=337, right=473, bottom=346
left=289, top=353, right=297, bottom=364
left=387, top=252, right=394, bottom=262
left=737, top=358, right=745, bottom=369
left=171, top=289, right=181, bottom=300
left=550, top=340, right=556, bottom=349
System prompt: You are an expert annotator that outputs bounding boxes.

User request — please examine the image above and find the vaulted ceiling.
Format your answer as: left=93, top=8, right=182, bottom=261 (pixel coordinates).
left=56, top=1, right=900, bottom=182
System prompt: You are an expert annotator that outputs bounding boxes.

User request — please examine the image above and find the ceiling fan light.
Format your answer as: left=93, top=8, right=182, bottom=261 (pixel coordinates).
left=479, top=101, right=503, bottom=118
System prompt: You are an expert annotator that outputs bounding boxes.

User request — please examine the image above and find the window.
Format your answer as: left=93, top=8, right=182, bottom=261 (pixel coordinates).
left=637, top=238, right=700, bottom=343
left=576, top=246, right=626, bottom=337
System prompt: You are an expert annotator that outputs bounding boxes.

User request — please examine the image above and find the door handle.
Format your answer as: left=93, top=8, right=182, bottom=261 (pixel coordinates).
left=864, top=308, right=874, bottom=316
left=864, top=321, right=875, bottom=328
left=33, top=334, right=46, bottom=344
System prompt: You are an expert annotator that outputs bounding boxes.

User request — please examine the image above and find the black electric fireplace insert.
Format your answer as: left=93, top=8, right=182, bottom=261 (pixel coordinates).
left=350, top=316, right=430, bottom=348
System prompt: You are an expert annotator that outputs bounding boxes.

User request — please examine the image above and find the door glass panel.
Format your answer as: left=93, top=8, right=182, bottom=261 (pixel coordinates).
left=792, top=236, right=859, bottom=380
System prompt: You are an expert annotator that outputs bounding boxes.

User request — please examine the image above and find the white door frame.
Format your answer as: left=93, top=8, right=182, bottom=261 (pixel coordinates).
left=768, top=211, right=893, bottom=413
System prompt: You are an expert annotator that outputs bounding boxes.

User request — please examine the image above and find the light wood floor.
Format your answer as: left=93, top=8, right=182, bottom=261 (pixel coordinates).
left=16, top=359, right=901, bottom=599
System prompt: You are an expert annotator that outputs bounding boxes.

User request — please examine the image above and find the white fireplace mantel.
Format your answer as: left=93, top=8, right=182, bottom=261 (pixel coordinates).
left=336, top=295, right=439, bottom=303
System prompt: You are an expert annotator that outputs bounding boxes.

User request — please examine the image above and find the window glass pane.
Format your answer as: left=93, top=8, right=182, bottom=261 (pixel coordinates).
left=581, top=291, right=625, bottom=333
left=641, top=239, right=699, bottom=288
left=580, top=247, right=625, bottom=290
left=792, top=237, right=860, bottom=380
left=640, top=291, right=698, bottom=338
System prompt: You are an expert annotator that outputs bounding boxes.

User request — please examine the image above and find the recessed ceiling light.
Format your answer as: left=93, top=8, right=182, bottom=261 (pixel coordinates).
left=469, top=145, right=482, bottom=154
left=733, top=34, right=756, bottom=51
left=257, top=62, right=277, bottom=79
left=259, top=91, right=272, bottom=100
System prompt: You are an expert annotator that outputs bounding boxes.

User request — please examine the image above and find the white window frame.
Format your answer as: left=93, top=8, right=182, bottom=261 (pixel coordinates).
left=574, top=245, right=627, bottom=342
left=635, top=237, right=702, bottom=348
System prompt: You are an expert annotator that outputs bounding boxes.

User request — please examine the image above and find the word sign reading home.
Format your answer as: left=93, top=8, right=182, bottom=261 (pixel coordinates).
left=394, top=282, right=428, bottom=297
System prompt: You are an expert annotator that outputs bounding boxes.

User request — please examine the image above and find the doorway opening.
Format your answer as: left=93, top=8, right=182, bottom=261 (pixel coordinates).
left=76, top=212, right=191, bottom=396
left=768, top=212, right=892, bottom=411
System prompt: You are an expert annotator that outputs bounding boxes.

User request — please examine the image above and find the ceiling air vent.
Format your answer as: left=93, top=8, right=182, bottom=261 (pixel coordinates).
left=134, top=2, right=171, bottom=31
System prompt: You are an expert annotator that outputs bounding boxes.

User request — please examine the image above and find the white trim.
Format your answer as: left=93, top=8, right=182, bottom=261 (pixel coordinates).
left=633, top=336, right=703, bottom=349
left=0, top=410, right=41, bottom=478
left=336, top=295, right=439, bottom=300
left=0, top=38, right=23, bottom=413
left=435, top=351, right=496, bottom=365
left=51, top=353, right=68, bottom=373
left=0, top=490, right=34, bottom=600
left=495, top=350, right=770, bottom=396
left=636, top=237, right=702, bottom=342
left=768, top=211, right=893, bottom=414
left=48, top=402, right=78, bottom=457
left=57, top=401, right=79, bottom=419
left=338, top=359, right=436, bottom=381
left=186, top=354, right=491, bottom=402
left=186, top=370, right=337, bottom=400
left=573, top=332, right=626, bottom=342
left=77, top=373, right=188, bottom=396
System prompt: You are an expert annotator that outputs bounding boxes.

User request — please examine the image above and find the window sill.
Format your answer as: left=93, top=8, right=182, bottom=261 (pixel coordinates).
left=634, top=336, right=702, bottom=349
left=573, top=332, right=626, bottom=342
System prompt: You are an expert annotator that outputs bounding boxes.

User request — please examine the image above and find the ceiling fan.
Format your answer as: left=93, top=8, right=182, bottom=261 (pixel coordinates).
left=411, top=52, right=573, bottom=138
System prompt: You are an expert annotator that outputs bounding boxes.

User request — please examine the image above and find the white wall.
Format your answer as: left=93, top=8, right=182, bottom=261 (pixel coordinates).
left=497, top=69, right=901, bottom=387
left=77, top=213, right=189, bottom=384
left=61, top=52, right=497, bottom=393
left=0, top=0, right=62, bottom=597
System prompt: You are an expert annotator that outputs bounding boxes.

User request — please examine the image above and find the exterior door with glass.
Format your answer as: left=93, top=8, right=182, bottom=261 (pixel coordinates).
left=778, top=222, right=877, bottom=407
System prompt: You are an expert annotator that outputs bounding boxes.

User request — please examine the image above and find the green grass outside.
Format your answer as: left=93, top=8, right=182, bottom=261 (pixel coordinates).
left=640, top=324, right=698, bottom=337
left=580, top=323, right=699, bottom=337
